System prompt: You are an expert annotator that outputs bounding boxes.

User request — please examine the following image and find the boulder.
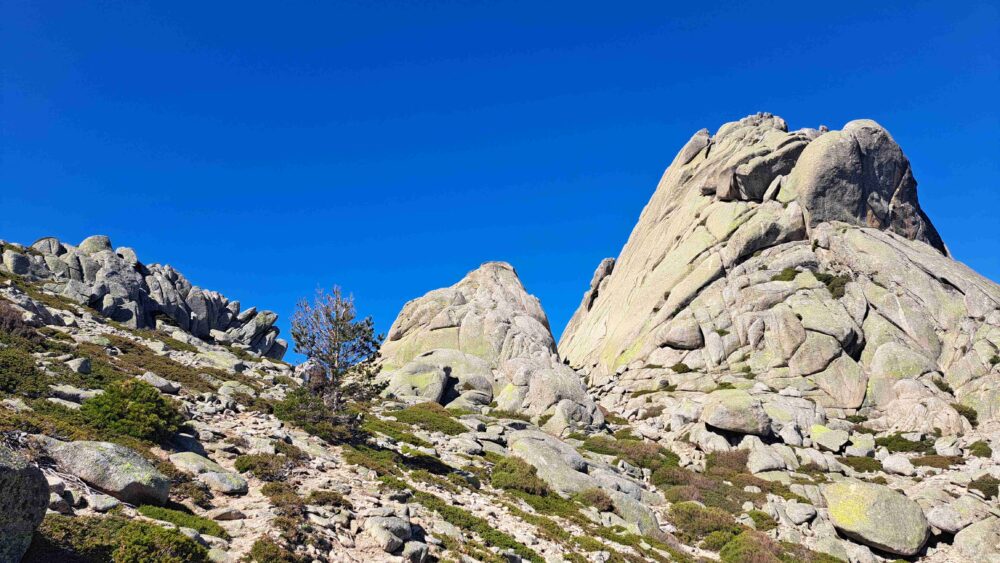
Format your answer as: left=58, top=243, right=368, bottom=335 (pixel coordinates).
left=700, top=390, right=771, bottom=435
left=821, top=480, right=929, bottom=556
left=168, top=452, right=248, bottom=495
left=364, top=515, right=412, bottom=553
left=952, top=516, right=1000, bottom=560
left=42, top=439, right=170, bottom=504
left=0, top=446, right=49, bottom=563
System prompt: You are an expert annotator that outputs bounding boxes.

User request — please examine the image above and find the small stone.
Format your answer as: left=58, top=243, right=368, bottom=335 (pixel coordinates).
left=882, top=454, right=916, bottom=476
left=66, top=357, right=91, bottom=374
left=402, top=541, right=429, bottom=563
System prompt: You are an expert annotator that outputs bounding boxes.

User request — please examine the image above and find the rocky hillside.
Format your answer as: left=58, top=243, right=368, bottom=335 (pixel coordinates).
left=1, top=113, right=999, bottom=563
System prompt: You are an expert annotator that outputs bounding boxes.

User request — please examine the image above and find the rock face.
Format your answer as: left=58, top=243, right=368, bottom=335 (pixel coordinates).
left=381, top=262, right=603, bottom=434
left=559, top=113, right=1000, bottom=427
left=0, top=235, right=286, bottom=359
left=822, top=480, right=930, bottom=556
left=41, top=439, right=170, bottom=504
left=0, top=446, right=49, bottom=563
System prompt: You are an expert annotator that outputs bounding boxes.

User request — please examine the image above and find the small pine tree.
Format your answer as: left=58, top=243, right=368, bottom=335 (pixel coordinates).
left=290, top=287, right=383, bottom=428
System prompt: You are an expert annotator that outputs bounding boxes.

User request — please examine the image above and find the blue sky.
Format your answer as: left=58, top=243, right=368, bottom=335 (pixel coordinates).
left=3, top=1, right=998, bottom=362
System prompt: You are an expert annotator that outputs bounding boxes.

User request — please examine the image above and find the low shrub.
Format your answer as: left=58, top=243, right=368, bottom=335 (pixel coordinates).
left=770, top=268, right=798, bottom=282
left=969, top=440, right=993, bottom=458
left=261, top=482, right=305, bottom=516
left=912, top=455, right=963, bottom=469
left=837, top=456, right=882, bottom=473
left=581, top=435, right=680, bottom=471
left=362, top=416, right=432, bottom=447
left=705, top=450, right=749, bottom=476
left=670, top=362, right=692, bottom=374
left=24, top=514, right=208, bottom=562
left=0, top=300, right=44, bottom=349
left=306, top=490, right=352, bottom=509
left=814, top=271, right=850, bottom=299
left=248, top=537, right=301, bottom=563
left=389, top=402, right=467, bottom=435
left=81, top=379, right=185, bottom=442
left=668, top=501, right=740, bottom=542
left=272, top=387, right=354, bottom=443
left=574, top=488, right=615, bottom=513
left=234, top=454, right=292, bottom=481
left=702, top=529, right=738, bottom=551
left=951, top=403, right=979, bottom=427
left=875, top=433, right=934, bottom=454
left=137, top=505, right=229, bottom=539
left=747, top=510, right=776, bottom=531
left=0, top=347, right=47, bottom=396
left=491, top=456, right=550, bottom=496
left=970, top=475, right=999, bottom=499
left=932, top=378, right=954, bottom=394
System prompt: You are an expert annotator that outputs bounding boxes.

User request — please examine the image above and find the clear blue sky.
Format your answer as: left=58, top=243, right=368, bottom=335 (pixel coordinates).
left=3, top=1, right=998, bottom=362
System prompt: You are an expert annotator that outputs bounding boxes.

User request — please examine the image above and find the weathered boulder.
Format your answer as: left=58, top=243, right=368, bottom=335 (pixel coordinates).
left=700, top=390, right=771, bottom=435
left=0, top=446, right=49, bottom=563
left=168, top=452, right=248, bottom=495
left=41, top=439, right=170, bottom=504
left=821, top=480, right=929, bottom=556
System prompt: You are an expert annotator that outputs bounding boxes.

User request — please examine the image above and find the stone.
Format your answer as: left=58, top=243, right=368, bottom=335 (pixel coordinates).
left=821, top=480, right=930, bottom=556
left=2, top=249, right=31, bottom=275
left=700, top=389, right=771, bottom=435
left=784, top=501, right=817, bottom=525
left=169, top=452, right=248, bottom=495
left=140, top=371, right=181, bottom=394
left=364, top=515, right=412, bottom=553
left=881, top=454, right=915, bottom=476
left=0, top=446, right=49, bottom=563
left=952, top=516, right=1000, bottom=560
left=66, top=357, right=91, bottom=374
left=810, top=424, right=849, bottom=452
left=88, top=493, right=121, bottom=513
left=401, top=541, right=429, bottom=563
left=206, top=507, right=246, bottom=521
left=42, top=439, right=170, bottom=504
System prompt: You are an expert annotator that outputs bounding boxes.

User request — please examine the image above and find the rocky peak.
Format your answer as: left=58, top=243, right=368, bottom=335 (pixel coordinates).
left=0, top=235, right=287, bottom=359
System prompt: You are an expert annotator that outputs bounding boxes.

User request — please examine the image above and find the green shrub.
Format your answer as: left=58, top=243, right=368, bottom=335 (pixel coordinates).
left=574, top=488, right=615, bottom=512
left=156, top=461, right=213, bottom=509
left=136, top=505, right=228, bottom=539
left=912, top=455, right=963, bottom=468
left=969, top=440, right=993, bottom=458
left=668, top=501, right=740, bottom=542
left=702, top=529, right=738, bottom=551
left=390, top=402, right=467, bottom=435
left=342, top=444, right=401, bottom=476
left=234, top=454, right=292, bottom=481
left=845, top=414, right=867, bottom=424
left=491, top=456, right=550, bottom=496
left=970, top=475, right=999, bottom=499
left=306, top=490, right=352, bottom=509
left=932, top=378, right=954, bottom=394
left=670, top=362, right=692, bottom=374
left=273, top=440, right=309, bottom=461
left=770, top=268, right=798, bottom=282
left=837, top=456, right=882, bottom=473
left=705, top=450, right=749, bottom=476
left=875, top=432, right=934, bottom=454
left=273, top=387, right=353, bottom=443
left=581, top=435, right=680, bottom=471
left=951, top=403, right=979, bottom=427
left=261, top=482, right=305, bottom=516
left=714, top=382, right=736, bottom=391
left=0, top=346, right=46, bottom=396
left=747, top=510, right=776, bottom=531
left=0, top=300, right=44, bottom=350
left=25, top=514, right=208, bottom=562
left=248, top=537, right=301, bottom=562
left=362, top=416, right=432, bottom=447
left=814, top=272, right=850, bottom=298
left=80, top=379, right=184, bottom=442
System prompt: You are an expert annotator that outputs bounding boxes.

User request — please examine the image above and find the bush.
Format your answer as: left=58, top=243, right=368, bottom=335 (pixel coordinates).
left=273, top=387, right=354, bottom=443
left=912, top=455, right=963, bottom=468
left=0, top=346, right=46, bottom=397
left=814, top=272, right=850, bottom=298
left=581, top=435, right=680, bottom=471
left=235, top=454, right=292, bottom=481
left=0, top=300, right=43, bottom=348
left=875, top=433, right=934, bottom=454
left=491, top=456, right=550, bottom=496
left=932, top=378, right=954, bottom=394
left=837, top=456, right=882, bottom=473
left=747, top=510, right=776, bottom=531
left=951, top=403, right=978, bottom=427
left=24, top=514, right=208, bottom=562
left=390, top=402, right=467, bottom=435
left=770, top=268, right=798, bottom=282
left=970, top=475, right=999, bottom=499
left=136, top=505, right=229, bottom=539
left=702, top=529, right=738, bottom=551
left=670, top=362, right=692, bottom=374
left=574, top=488, right=614, bottom=512
left=261, top=482, right=305, bottom=516
left=362, top=416, right=432, bottom=447
left=668, top=501, right=740, bottom=542
left=705, top=450, right=749, bottom=476
left=248, top=537, right=301, bottom=563
left=306, top=490, right=352, bottom=509
left=969, top=440, right=993, bottom=458
left=80, top=379, right=185, bottom=442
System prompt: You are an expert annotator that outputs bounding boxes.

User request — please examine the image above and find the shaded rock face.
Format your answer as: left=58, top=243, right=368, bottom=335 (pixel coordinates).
left=0, top=235, right=286, bottom=359
left=0, top=446, right=49, bottom=563
left=559, top=113, right=1000, bottom=426
left=381, top=262, right=603, bottom=434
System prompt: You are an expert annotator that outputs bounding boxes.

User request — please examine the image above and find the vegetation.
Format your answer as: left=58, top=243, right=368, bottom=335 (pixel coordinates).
left=273, top=386, right=353, bottom=443
left=912, top=455, right=963, bottom=469
left=932, top=378, right=954, bottom=394
left=582, top=435, right=680, bottom=471
left=24, top=514, right=208, bottom=562
left=814, top=271, right=850, bottom=298
left=574, top=488, right=615, bottom=512
left=136, top=505, right=229, bottom=539
left=970, top=475, right=999, bottom=499
left=289, top=286, right=384, bottom=437
left=234, top=454, right=294, bottom=481
left=875, top=432, right=934, bottom=454
left=747, top=510, right=776, bottom=531
left=248, top=537, right=301, bottom=563
left=670, top=362, right=692, bottom=374
left=306, top=489, right=352, bottom=509
left=0, top=346, right=47, bottom=396
left=771, top=268, right=798, bottom=282
left=969, top=440, right=993, bottom=458
left=261, top=482, right=305, bottom=516
left=837, top=456, right=882, bottom=473
left=490, top=456, right=550, bottom=496
left=668, top=501, right=740, bottom=543
left=390, top=401, right=467, bottom=435
left=80, top=379, right=185, bottom=442
left=362, top=416, right=432, bottom=447
left=951, top=402, right=979, bottom=427
left=718, top=530, right=843, bottom=563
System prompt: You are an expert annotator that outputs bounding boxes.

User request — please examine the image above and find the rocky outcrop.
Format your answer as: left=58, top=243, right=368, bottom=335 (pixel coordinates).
left=39, top=438, right=170, bottom=504
left=0, top=446, right=49, bottom=563
left=559, top=113, right=1000, bottom=429
left=381, top=262, right=604, bottom=434
left=0, top=236, right=287, bottom=359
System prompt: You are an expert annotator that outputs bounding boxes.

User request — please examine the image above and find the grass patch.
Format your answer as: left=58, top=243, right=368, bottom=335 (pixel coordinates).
left=875, top=432, right=934, bottom=454
left=234, top=454, right=294, bottom=481
left=912, top=455, right=963, bottom=469
left=836, top=456, right=882, bottom=473
left=25, top=514, right=208, bottom=562
left=969, top=440, right=993, bottom=458
left=770, top=268, right=798, bottom=282
left=970, top=475, right=999, bottom=499
left=491, top=456, right=550, bottom=496
left=137, top=504, right=229, bottom=539
left=390, top=402, right=467, bottom=435
left=670, top=362, right=692, bottom=374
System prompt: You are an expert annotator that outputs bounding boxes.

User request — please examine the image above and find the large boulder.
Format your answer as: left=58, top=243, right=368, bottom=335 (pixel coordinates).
left=380, top=262, right=603, bottom=433
left=700, top=389, right=771, bottom=436
left=168, top=452, right=248, bottom=495
left=821, top=480, right=930, bottom=556
left=0, top=446, right=49, bottom=563
left=41, top=439, right=170, bottom=504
